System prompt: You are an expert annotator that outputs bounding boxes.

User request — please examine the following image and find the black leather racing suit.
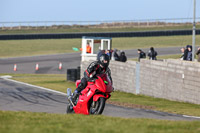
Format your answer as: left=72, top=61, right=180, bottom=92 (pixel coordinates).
left=76, top=61, right=112, bottom=93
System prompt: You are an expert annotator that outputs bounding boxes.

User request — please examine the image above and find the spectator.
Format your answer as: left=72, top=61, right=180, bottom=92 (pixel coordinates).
left=148, top=47, right=157, bottom=60
left=105, top=49, right=111, bottom=59
left=97, top=49, right=105, bottom=61
left=86, top=43, right=91, bottom=53
left=196, top=47, right=200, bottom=62
left=182, top=45, right=191, bottom=60
left=180, top=47, right=185, bottom=60
left=113, top=49, right=120, bottom=61
left=119, top=51, right=127, bottom=62
left=186, top=45, right=192, bottom=61
left=137, top=49, right=146, bottom=61
left=109, top=49, right=113, bottom=60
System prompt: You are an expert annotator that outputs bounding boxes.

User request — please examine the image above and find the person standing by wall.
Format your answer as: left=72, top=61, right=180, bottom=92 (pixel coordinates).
left=196, top=47, right=200, bottom=62
left=105, top=49, right=111, bottom=59
left=137, top=49, right=146, bottom=61
left=119, top=51, right=127, bottom=62
left=180, top=47, right=185, bottom=60
left=148, top=47, right=157, bottom=60
left=113, top=49, right=120, bottom=61
left=186, top=45, right=192, bottom=61
left=97, top=49, right=105, bottom=61
left=182, top=45, right=191, bottom=60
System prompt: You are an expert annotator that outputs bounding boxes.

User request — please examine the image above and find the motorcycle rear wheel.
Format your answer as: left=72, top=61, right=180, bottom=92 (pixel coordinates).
left=89, top=97, right=106, bottom=115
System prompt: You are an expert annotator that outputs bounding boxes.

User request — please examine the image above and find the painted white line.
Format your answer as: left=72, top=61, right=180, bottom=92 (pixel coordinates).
left=182, top=115, right=200, bottom=119
left=0, top=75, right=13, bottom=79
left=2, top=76, right=200, bottom=119
left=2, top=77, right=67, bottom=96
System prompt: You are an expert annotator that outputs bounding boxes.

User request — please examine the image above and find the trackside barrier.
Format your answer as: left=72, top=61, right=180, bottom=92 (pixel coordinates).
left=1, top=29, right=200, bottom=40
left=67, top=66, right=80, bottom=82
left=81, top=60, right=200, bottom=105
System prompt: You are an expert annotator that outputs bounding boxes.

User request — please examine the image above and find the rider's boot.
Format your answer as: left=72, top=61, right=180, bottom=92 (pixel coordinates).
left=71, top=89, right=80, bottom=103
left=71, top=81, right=85, bottom=103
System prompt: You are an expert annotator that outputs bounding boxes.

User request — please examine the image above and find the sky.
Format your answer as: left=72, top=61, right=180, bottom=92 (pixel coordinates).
left=0, top=0, right=200, bottom=22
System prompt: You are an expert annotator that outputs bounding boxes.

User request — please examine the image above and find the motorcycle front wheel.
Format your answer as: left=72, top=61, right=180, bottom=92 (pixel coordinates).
left=66, top=103, right=74, bottom=114
left=89, top=97, right=106, bottom=115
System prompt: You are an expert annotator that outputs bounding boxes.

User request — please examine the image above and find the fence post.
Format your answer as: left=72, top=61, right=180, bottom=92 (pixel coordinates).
left=135, top=62, right=140, bottom=94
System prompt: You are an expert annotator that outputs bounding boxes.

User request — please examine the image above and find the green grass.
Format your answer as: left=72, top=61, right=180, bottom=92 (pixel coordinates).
left=7, top=74, right=76, bottom=92
left=1, top=35, right=200, bottom=58
left=0, top=111, right=200, bottom=133
left=0, top=39, right=81, bottom=57
left=109, top=92, right=200, bottom=116
left=130, top=54, right=181, bottom=61
left=1, top=73, right=199, bottom=116
left=157, top=54, right=181, bottom=60
left=1, top=25, right=200, bottom=34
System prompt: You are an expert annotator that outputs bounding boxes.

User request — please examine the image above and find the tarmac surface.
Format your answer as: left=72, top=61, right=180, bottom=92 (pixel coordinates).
left=0, top=47, right=183, bottom=74
left=0, top=77, right=199, bottom=121
left=1, top=47, right=200, bottom=120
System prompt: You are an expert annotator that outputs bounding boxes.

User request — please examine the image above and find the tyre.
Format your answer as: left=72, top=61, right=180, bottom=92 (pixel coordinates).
left=89, top=97, right=106, bottom=115
left=66, top=103, right=74, bottom=114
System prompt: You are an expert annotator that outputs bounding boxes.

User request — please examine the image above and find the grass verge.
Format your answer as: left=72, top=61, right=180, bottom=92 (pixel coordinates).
left=1, top=25, right=200, bottom=34
left=0, top=111, right=200, bottom=133
left=129, top=54, right=181, bottom=61
left=1, top=73, right=200, bottom=116
left=1, top=35, right=200, bottom=58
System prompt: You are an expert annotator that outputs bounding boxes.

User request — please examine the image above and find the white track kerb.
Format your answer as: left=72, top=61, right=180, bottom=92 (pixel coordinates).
left=1, top=75, right=200, bottom=119
left=0, top=75, right=66, bottom=96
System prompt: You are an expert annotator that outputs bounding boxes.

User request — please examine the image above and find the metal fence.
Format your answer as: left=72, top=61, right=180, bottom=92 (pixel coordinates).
left=0, top=18, right=200, bottom=30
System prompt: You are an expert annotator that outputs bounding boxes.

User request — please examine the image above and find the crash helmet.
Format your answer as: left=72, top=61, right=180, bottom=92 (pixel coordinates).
left=98, top=54, right=110, bottom=68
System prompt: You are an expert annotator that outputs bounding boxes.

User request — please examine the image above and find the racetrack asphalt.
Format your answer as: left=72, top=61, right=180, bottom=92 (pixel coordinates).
left=0, top=77, right=199, bottom=121
left=1, top=46, right=200, bottom=120
left=0, top=47, right=183, bottom=74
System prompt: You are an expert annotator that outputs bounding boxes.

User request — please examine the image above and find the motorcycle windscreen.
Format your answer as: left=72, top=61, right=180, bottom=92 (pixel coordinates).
left=102, top=75, right=113, bottom=93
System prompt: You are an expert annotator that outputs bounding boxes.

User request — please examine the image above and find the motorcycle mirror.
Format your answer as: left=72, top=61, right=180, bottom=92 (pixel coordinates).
left=67, top=88, right=72, bottom=96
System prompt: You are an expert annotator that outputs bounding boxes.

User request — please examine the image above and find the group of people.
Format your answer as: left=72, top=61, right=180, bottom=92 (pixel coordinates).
left=113, top=49, right=127, bottom=62
left=97, top=47, right=157, bottom=62
left=138, top=45, right=200, bottom=62
left=137, top=47, right=158, bottom=61
left=97, top=49, right=127, bottom=62
left=180, top=45, right=200, bottom=62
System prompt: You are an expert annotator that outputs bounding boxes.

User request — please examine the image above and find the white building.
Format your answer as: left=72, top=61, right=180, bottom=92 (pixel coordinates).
left=81, top=36, right=112, bottom=61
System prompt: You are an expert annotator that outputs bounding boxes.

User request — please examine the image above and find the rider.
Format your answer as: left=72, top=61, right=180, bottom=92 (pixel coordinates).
left=71, top=54, right=112, bottom=102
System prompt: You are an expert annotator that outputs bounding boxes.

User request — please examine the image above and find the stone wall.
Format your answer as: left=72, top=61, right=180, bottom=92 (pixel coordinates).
left=81, top=60, right=137, bottom=94
left=81, top=59, right=200, bottom=104
left=140, top=59, right=200, bottom=104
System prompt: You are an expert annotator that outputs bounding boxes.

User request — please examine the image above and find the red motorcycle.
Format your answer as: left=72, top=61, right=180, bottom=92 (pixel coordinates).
left=66, top=73, right=113, bottom=115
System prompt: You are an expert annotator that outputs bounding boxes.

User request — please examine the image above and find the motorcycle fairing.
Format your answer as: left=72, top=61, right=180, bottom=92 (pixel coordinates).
left=95, top=76, right=106, bottom=93
left=76, top=80, right=81, bottom=88
left=93, top=93, right=110, bottom=102
left=73, top=85, right=95, bottom=115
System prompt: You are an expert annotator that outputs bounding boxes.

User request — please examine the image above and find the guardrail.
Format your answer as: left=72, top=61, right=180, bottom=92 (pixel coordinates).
left=0, top=29, right=200, bottom=40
